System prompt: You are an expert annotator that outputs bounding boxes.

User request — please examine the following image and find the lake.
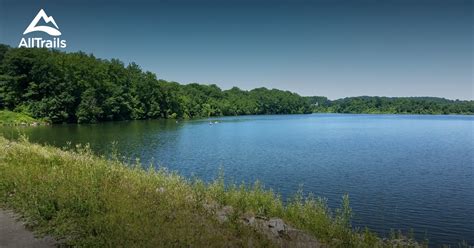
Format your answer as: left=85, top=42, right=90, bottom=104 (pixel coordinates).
left=1, top=114, right=473, bottom=246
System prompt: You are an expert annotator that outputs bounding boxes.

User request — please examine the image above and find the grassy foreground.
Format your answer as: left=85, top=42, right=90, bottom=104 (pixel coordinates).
left=0, top=136, right=422, bottom=247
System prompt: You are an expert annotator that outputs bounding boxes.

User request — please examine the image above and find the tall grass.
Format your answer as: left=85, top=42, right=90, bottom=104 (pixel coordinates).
left=0, top=110, right=42, bottom=125
left=0, top=136, right=423, bottom=247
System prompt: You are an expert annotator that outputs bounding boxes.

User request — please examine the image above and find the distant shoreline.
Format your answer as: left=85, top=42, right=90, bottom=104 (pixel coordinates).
left=1, top=109, right=473, bottom=127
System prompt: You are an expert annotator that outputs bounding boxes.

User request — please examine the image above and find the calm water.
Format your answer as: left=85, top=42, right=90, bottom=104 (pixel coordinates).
left=1, top=114, right=473, bottom=246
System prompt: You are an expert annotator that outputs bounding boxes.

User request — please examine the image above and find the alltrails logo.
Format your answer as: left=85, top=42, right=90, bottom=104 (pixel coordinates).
left=18, top=9, right=67, bottom=48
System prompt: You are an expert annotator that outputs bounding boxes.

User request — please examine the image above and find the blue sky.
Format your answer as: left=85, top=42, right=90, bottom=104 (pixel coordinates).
left=0, top=0, right=472, bottom=100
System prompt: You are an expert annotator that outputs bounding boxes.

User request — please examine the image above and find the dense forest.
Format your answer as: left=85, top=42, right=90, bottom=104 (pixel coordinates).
left=0, top=45, right=311, bottom=123
left=307, top=96, right=474, bottom=115
left=0, top=45, right=472, bottom=124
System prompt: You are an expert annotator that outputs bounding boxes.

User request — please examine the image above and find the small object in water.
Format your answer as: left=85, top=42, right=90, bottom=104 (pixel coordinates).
left=214, top=121, right=219, bottom=124
left=176, top=120, right=178, bottom=123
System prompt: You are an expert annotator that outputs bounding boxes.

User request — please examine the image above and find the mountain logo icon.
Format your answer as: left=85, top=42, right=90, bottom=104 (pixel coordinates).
left=23, top=9, right=61, bottom=36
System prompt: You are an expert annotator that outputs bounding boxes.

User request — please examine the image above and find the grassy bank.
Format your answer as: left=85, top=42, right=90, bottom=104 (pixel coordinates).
left=0, top=110, right=47, bottom=126
left=0, top=136, right=423, bottom=247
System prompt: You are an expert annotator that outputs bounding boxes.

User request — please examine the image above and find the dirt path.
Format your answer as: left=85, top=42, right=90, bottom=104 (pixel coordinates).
left=0, top=209, right=55, bottom=248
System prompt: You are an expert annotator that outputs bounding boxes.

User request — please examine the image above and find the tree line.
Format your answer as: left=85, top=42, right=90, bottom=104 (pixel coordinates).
left=0, top=45, right=311, bottom=123
left=306, top=96, right=473, bottom=115
left=0, top=45, right=472, bottom=124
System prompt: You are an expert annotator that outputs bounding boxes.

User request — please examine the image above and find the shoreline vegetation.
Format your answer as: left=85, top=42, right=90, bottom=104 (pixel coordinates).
left=0, top=44, right=472, bottom=125
left=0, top=110, right=49, bottom=126
left=0, top=136, right=426, bottom=247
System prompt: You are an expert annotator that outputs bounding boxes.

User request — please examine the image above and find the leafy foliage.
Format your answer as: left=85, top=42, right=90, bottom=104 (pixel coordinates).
left=307, top=96, right=473, bottom=115
left=0, top=45, right=311, bottom=123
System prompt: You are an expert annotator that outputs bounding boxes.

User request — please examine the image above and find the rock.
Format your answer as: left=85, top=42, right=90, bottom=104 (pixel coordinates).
left=241, top=212, right=256, bottom=225
left=242, top=216, right=324, bottom=247
left=255, top=215, right=269, bottom=221
left=216, top=206, right=233, bottom=223
left=267, top=218, right=286, bottom=236
left=210, top=203, right=326, bottom=247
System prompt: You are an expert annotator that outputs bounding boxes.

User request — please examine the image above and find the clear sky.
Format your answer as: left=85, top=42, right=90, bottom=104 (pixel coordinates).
left=0, top=0, right=472, bottom=100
